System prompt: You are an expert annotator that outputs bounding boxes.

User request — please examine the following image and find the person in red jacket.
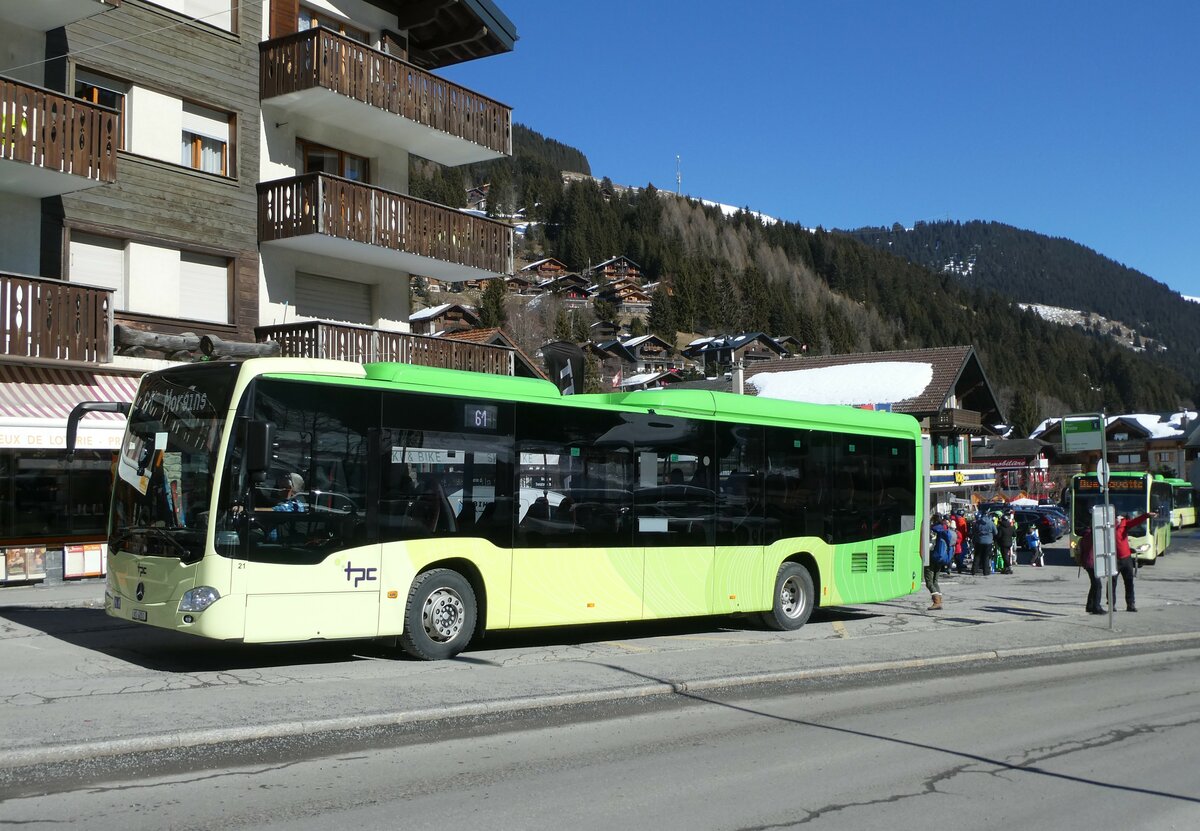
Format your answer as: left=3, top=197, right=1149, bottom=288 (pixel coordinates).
left=1112, top=512, right=1154, bottom=612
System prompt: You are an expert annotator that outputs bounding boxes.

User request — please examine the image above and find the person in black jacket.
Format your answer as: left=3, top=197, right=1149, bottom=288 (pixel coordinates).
left=996, top=511, right=1015, bottom=574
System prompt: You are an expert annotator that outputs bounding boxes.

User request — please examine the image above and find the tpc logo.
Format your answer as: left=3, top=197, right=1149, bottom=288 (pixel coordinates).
left=343, top=561, right=378, bottom=588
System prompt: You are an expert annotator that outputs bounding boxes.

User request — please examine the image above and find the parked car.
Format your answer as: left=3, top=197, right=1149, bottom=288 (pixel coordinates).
left=1030, top=505, right=1070, bottom=537
left=1012, top=509, right=1061, bottom=546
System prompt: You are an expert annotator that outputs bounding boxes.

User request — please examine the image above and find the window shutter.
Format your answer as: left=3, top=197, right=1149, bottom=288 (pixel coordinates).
left=296, top=273, right=372, bottom=325
left=69, top=233, right=126, bottom=311
left=270, top=0, right=298, bottom=37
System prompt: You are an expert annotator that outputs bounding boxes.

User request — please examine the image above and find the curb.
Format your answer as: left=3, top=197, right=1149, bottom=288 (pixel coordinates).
left=4, top=630, right=1200, bottom=770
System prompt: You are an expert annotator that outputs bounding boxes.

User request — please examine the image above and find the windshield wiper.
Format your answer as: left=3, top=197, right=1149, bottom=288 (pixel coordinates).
left=110, top=526, right=195, bottom=561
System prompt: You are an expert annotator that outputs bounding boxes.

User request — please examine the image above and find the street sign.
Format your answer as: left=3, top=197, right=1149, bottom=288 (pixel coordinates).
left=1095, top=459, right=1110, bottom=490
left=1091, top=503, right=1116, bottom=561
left=1063, top=416, right=1104, bottom=453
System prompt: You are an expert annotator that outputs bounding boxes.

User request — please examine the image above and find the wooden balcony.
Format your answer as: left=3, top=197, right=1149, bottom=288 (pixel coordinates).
left=1, top=76, right=118, bottom=197
left=1, top=273, right=114, bottom=363
left=258, top=173, right=513, bottom=282
left=260, top=28, right=510, bottom=166
left=256, top=321, right=515, bottom=375
left=1, top=0, right=119, bottom=31
left=931, top=407, right=985, bottom=434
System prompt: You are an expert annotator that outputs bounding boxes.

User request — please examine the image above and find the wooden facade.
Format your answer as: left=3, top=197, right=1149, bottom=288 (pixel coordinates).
left=51, top=1, right=263, bottom=341
left=590, top=255, right=642, bottom=284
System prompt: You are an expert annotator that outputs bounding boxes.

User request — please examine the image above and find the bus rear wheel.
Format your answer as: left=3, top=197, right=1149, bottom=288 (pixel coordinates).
left=401, top=568, right=477, bottom=660
left=762, top=562, right=815, bottom=631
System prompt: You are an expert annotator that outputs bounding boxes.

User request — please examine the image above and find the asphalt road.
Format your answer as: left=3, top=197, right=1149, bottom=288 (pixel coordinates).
left=4, top=644, right=1199, bottom=830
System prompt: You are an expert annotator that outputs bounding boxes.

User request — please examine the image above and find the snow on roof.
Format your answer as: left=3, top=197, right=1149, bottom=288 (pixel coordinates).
left=621, top=334, right=655, bottom=348
left=409, top=303, right=452, bottom=321
left=1030, top=411, right=1198, bottom=440
left=748, top=361, right=934, bottom=406
left=688, top=336, right=715, bottom=347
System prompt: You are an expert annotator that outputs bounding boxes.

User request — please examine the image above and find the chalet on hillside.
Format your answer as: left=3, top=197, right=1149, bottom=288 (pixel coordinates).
left=409, top=303, right=480, bottom=335
left=596, top=277, right=652, bottom=311
left=519, top=257, right=570, bottom=281
left=503, top=274, right=535, bottom=294
left=466, top=183, right=489, bottom=211
left=588, top=255, right=643, bottom=284
left=683, top=333, right=787, bottom=372
left=541, top=273, right=590, bottom=304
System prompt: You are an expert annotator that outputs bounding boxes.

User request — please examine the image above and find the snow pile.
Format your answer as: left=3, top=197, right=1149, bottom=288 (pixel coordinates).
left=749, top=362, right=933, bottom=407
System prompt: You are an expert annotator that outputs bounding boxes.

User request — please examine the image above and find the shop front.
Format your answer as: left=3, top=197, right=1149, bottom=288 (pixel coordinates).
left=0, top=365, right=139, bottom=585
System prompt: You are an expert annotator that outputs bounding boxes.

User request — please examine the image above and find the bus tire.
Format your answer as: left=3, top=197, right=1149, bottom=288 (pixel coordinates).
left=400, top=568, right=477, bottom=660
left=761, top=562, right=815, bottom=631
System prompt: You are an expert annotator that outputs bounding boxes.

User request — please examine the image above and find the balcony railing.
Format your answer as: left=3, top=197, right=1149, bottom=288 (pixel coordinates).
left=932, top=407, right=984, bottom=433
left=1, top=77, right=118, bottom=189
left=261, top=28, right=510, bottom=156
left=256, top=320, right=515, bottom=375
left=258, top=173, right=513, bottom=277
left=1, top=273, right=114, bottom=363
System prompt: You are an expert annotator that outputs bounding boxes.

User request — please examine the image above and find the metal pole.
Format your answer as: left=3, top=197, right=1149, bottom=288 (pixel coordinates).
left=1101, top=410, right=1113, bottom=631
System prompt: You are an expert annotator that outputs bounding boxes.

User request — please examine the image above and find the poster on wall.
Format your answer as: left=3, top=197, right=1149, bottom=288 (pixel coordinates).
left=65, top=544, right=107, bottom=579
left=3, top=547, right=47, bottom=581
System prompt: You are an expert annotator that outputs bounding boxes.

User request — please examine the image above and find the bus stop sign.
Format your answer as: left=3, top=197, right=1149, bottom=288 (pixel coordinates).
left=1063, top=416, right=1104, bottom=453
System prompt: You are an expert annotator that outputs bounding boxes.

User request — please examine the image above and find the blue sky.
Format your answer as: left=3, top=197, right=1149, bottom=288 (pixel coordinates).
left=444, top=0, right=1200, bottom=298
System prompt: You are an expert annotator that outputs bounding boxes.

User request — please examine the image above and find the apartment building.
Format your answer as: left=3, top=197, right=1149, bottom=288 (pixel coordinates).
left=0, top=0, right=517, bottom=583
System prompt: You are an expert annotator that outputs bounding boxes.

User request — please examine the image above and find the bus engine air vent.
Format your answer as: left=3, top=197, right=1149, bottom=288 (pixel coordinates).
left=851, top=552, right=869, bottom=573
left=876, top=546, right=895, bottom=572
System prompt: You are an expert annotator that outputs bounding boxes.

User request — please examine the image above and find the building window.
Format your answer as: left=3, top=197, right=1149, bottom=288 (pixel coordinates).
left=181, top=102, right=232, bottom=176
left=144, top=1, right=235, bottom=32
left=299, top=6, right=369, bottom=42
left=69, top=232, right=231, bottom=324
left=75, top=69, right=128, bottom=150
left=298, top=139, right=369, bottom=182
left=1117, top=454, right=1141, bottom=465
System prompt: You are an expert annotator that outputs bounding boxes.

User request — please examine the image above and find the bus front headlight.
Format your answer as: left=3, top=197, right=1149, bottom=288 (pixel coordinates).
left=179, top=586, right=221, bottom=612
left=1135, top=544, right=1151, bottom=554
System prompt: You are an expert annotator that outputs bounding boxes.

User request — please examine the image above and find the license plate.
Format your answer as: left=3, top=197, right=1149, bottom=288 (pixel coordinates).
left=132, top=609, right=148, bottom=622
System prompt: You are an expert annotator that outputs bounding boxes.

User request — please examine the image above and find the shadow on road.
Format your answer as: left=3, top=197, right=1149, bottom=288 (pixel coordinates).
left=0, top=604, right=887, bottom=672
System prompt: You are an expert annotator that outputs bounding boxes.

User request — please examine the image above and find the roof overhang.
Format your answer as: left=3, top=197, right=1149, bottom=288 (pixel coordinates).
left=374, top=0, right=518, bottom=69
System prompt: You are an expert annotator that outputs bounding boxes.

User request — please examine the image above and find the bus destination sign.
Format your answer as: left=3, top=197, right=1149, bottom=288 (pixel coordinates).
left=1078, top=477, right=1143, bottom=491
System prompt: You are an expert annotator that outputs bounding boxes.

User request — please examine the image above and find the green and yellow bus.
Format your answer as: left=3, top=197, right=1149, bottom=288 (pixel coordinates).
left=74, top=358, right=925, bottom=660
left=1069, top=472, right=1172, bottom=564
left=1165, top=477, right=1196, bottom=530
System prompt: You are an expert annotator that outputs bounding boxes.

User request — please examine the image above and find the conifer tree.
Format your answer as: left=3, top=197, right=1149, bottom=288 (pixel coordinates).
left=479, top=278, right=508, bottom=328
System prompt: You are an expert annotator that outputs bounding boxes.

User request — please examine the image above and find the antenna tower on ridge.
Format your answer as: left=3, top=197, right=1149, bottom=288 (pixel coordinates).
left=675, top=155, right=681, bottom=196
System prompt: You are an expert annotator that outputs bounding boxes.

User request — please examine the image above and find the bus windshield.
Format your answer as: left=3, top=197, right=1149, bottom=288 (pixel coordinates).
left=110, top=365, right=239, bottom=562
left=1071, top=477, right=1147, bottom=535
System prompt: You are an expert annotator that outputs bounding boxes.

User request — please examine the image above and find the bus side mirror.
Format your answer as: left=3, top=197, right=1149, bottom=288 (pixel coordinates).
left=246, top=420, right=274, bottom=484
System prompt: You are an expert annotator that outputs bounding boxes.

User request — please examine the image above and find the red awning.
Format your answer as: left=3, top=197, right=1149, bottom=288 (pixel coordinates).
left=0, top=365, right=140, bottom=451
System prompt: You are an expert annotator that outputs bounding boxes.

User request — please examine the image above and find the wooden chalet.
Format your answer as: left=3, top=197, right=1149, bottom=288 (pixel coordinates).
left=742, top=345, right=1005, bottom=471
left=503, top=274, right=535, bottom=294
left=1033, top=411, right=1198, bottom=478
left=596, top=277, right=652, bottom=310
left=683, top=333, right=787, bottom=371
left=588, top=255, right=643, bottom=284
left=518, top=257, right=570, bottom=281
left=408, top=303, right=480, bottom=335
left=439, top=327, right=546, bottom=379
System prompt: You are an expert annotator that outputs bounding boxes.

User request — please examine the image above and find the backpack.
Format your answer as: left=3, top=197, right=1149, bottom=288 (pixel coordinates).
left=930, top=525, right=953, bottom=566
left=975, top=516, right=995, bottom=545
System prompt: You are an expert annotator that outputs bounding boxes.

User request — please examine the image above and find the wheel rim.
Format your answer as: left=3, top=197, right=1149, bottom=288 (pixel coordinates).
left=421, top=587, right=465, bottom=643
left=780, top=574, right=807, bottom=619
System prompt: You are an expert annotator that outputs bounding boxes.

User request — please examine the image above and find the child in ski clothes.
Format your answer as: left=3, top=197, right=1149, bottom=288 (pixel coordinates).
left=942, top=520, right=958, bottom=575
left=971, top=511, right=995, bottom=575
left=1025, top=524, right=1043, bottom=567
left=996, top=512, right=1015, bottom=573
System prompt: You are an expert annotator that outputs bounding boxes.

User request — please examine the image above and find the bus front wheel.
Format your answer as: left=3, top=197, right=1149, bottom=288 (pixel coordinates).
left=401, top=568, right=478, bottom=660
left=762, top=562, right=815, bottom=631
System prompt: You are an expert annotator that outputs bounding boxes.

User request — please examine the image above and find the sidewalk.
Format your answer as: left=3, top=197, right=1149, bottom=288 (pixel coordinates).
left=2, top=533, right=1199, bottom=769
